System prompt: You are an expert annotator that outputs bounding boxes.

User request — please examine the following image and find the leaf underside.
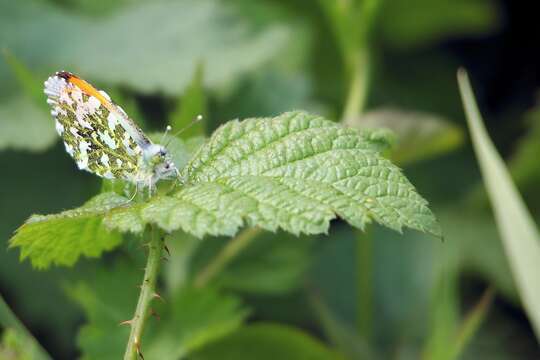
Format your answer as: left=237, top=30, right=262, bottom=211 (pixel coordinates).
left=10, top=111, right=441, bottom=268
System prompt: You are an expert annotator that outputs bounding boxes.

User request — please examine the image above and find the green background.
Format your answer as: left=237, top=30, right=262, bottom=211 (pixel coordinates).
left=1, top=0, right=539, bottom=359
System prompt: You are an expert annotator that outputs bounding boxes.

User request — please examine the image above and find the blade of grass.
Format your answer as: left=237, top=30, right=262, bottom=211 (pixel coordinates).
left=2, top=49, right=46, bottom=108
left=194, top=227, right=262, bottom=288
left=309, top=293, right=375, bottom=359
left=422, top=268, right=459, bottom=360
left=458, top=68, right=540, bottom=341
left=0, top=293, right=52, bottom=360
left=449, top=286, right=495, bottom=359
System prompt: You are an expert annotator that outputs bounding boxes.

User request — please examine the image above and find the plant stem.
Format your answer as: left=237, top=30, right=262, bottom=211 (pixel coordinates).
left=0, top=294, right=52, bottom=360
left=194, top=227, right=262, bottom=287
left=123, top=225, right=163, bottom=360
left=338, top=0, right=380, bottom=341
left=342, top=50, right=370, bottom=122
left=450, top=286, right=495, bottom=359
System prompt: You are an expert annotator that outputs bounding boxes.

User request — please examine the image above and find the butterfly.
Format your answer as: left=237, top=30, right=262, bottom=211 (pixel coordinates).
left=44, top=71, right=178, bottom=193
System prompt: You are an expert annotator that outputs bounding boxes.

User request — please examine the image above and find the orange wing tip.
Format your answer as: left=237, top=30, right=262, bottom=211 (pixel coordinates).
left=45, top=70, right=113, bottom=109
left=55, top=70, right=74, bottom=80
left=65, top=74, right=112, bottom=108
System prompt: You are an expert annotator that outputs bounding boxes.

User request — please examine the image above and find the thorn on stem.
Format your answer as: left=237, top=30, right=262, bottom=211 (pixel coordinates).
left=119, top=319, right=133, bottom=326
left=153, top=292, right=165, bottom=302
left=150, top=308, right=161, bottom=321
left=164, top=244, right=171, bottom=256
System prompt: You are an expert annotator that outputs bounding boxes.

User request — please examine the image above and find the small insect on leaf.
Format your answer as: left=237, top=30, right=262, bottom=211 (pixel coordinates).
left=43, top=71, right=178, bottom=192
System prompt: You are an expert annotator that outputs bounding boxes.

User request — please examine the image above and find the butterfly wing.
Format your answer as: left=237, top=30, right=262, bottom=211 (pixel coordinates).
left=44, top=72, right=147, bottom=182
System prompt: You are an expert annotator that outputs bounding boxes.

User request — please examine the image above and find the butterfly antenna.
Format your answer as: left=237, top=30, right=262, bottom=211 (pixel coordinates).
left=160, top=125, right=173, bottom=144
left=164, top=115, right=203, bottom=146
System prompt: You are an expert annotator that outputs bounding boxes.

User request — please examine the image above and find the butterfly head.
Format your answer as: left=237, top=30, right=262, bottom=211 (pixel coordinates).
left=143, top=144, right=178, bottom=181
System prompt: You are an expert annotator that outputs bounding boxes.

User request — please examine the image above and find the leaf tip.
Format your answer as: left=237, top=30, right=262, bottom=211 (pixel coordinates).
left=457, top=67, right=471, bottom=88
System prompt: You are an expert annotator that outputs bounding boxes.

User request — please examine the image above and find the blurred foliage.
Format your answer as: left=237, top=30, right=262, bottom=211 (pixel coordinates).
left=510, top=97, right=540, bottom=204
left=169, top=63, right=208, bottom=139
left=67, top=261, right=248, bottom=360
left=376, top=0, right=499, bottom=49
left=346, top=108, right=464, bottom=165
left=191, top=323, right=344, bottom=360
left=0, top=0, right=291, bottom=95
left=0, top=328, right=34, bottom=360
left=2, top=0, right=540, bottom=359
left=191, top=231, right=314, bottom=295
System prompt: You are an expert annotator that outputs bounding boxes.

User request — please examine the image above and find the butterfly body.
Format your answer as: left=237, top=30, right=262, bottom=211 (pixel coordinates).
left=44, top=71, right=177, bottom=190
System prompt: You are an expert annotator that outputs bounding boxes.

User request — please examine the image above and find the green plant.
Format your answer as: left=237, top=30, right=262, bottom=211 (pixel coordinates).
left=9, top=110, right=440, bottom=359
left=5, top=0, right=523, bottom=358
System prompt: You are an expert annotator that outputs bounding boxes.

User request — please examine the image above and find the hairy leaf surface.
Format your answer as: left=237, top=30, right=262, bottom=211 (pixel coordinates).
left=11, top=111, right=440, bottom=268
left=10, top=193, right=128, bottom=268
left=168, top=111, right=440, bottom=237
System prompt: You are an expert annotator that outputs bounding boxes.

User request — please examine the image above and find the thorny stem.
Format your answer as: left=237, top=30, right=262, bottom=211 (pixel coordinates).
left=123, top=225, right=163, bottom=360
left=194, top=227, right=262, bottom=287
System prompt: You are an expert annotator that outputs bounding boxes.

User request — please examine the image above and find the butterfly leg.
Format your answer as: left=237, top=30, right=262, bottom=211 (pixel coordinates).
left=147, top=178, right=155, bottom=199
left=127, top=184, right=139, bottom=202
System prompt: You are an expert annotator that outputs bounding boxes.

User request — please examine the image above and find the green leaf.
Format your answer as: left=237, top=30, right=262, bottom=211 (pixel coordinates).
left=11, top=111, right=440, bottom=269
left=347, top=108, right=463, bottom=165
left=9, top=192, right=129, bottom=269
left=67, top=262, right=139, bottom=360
left=192, top=323, right=344, bottom=360
left=0, top=96, right=57, bottom=152
left=458, top=69, right=540, bottom=340
left=168, top=111, right=441, bottom=237
left=144, top=287, right=248, bottom=359
left=169, top=63, right=207, bottom=139
left=0, top=0, right=290, bottom=95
